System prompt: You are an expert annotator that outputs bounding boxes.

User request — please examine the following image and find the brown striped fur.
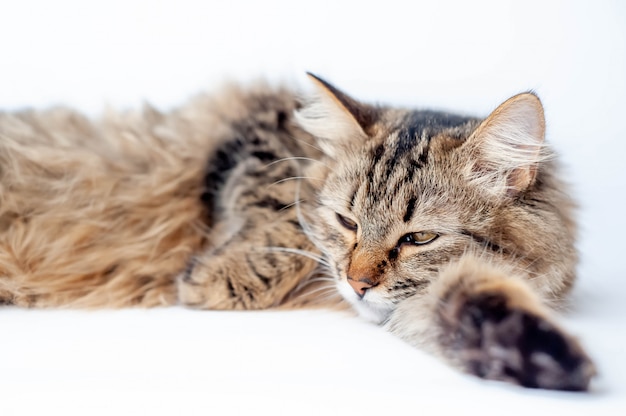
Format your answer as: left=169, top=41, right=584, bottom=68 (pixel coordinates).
left=0, top=75, right=593, bottom=390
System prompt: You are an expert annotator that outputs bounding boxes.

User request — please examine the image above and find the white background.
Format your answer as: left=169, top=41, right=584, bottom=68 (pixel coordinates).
left=1, top=1, right=625, bottom=414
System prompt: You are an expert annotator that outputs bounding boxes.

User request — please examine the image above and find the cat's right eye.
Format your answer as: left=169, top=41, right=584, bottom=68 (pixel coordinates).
left=336, top=213, right=358, bottom=232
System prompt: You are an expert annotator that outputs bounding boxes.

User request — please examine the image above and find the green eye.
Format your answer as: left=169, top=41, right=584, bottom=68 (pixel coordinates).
left=336, top=213, right=358, bottom=231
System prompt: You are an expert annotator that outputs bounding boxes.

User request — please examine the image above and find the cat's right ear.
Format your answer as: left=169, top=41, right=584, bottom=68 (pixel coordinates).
left=295, top=73, right=375, bottom=157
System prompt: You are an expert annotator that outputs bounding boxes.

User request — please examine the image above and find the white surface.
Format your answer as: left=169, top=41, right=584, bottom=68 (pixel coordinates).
left=1, top=1, right=625, bottom=414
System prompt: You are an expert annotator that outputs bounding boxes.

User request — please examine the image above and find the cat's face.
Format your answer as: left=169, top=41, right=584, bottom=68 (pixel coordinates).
left=309, top=122, right=480, bottom=323
left=297, top=74, right=546, bottom=323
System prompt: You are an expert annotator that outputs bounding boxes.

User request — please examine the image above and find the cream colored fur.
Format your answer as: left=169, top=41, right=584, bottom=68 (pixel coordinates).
left=0, top=77, right=594, bottom=390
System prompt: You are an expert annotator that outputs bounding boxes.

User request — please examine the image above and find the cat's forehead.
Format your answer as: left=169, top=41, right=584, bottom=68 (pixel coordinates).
left=323, top=110, right=479, bottom=223
left=394, top=110, right=478, bottom=138
left=362, top=109, right=477, bottom=162
left=336, top=110, right=476, bottom=183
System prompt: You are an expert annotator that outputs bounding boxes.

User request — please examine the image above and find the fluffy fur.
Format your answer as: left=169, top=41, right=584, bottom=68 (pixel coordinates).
left=0, top=75, right=594, bottom=390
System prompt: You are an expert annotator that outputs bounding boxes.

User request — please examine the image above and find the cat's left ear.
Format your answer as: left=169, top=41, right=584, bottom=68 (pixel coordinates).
left=462, top=92, right=547, bottom=197
left=295, top=73, right=376, bottom=157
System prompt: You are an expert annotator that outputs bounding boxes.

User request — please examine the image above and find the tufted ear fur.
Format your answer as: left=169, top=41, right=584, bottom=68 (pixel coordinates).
left=295, top=73, right=376, bottom=157
left=462, top=92, right=547, bottom=197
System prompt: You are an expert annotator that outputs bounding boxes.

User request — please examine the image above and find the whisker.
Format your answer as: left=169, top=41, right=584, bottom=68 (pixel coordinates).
left=310, top=291, right=344, bottom=304
left=287, top=134, right=326, bottom=154
left=264, top=156, right=332, bottom=170
left=192, top=255, right=214, bottom=269
left=300, top=276, right=336, bottom=284
left=293, top=183, right=334, bottom=259
left=261, top=246, right=331, bottom=268
left=291, top=267, right=335, bottom=292
left=266, top=176, right=322, bottom=190
left=279, top=199, right=305, bottom=211
left=303, top=286, right=339, bottom=298
left=276, top=157, right=317, bottom=239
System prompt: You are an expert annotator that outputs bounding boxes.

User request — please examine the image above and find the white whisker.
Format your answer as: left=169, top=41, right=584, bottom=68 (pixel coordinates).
left=266, top=176, right=322, bottom=190
left=303, top=286, right=339, bottom=297
left=292, top=178, right=330, bottom=256
left=287, top=134, right=326, bottom=154
left=262, top=246, right=331, bottom=268
left=279, top=199, right=305, bottom=211
left=301, top=276, right=336, bottom=284
left=264, top=156, right=332, bottom=170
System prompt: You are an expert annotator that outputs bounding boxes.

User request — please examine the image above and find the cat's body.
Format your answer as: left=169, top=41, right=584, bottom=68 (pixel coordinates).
left=0, top=75, right=594, bottom=390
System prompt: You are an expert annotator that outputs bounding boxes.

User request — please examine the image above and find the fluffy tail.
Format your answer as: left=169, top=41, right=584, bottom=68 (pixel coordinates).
left=0, top=105, right=209, bottom=307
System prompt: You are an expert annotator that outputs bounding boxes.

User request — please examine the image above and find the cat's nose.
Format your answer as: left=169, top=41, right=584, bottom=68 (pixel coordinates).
left=347, top=276, right=377, bottom=297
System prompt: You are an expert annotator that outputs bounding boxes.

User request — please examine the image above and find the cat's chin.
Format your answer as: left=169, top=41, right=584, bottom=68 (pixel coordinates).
left=337, top=282, right=394, bottom=324
left=350, top=301, right=394, bottom=324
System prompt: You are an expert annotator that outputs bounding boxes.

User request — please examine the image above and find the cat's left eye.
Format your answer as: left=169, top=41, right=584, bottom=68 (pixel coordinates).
left=412, top=232, right=438, bottom=244
left=336, top=213, right=358, bottom=231
left=399, top=232, right=439, bottom=246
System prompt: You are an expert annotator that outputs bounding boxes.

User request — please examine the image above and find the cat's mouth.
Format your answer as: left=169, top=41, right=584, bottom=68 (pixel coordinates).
left=337, top=279, right=394, bottom=324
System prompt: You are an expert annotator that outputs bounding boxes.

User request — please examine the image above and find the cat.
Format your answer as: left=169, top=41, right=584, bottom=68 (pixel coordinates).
left=0, top=73, right=595, bottom=391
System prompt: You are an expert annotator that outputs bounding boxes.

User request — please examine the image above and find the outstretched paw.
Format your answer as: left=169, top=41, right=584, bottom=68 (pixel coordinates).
left=443, top=292, right=595, bottom=391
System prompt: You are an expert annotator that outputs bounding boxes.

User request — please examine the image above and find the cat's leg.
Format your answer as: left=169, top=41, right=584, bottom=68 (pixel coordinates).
left=178, top=214, right=319, bottom=310
left=177, top=155, right=320, bottom=310
left=386, top=254, right=595, bottom=391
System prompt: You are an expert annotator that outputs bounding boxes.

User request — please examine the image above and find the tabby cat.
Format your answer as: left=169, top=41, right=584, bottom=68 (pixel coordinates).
left=0, top=74, right=594, bottom=391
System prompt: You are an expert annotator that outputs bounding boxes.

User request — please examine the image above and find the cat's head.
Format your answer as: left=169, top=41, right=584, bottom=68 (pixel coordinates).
left=295, top=74, right=549, bottom=323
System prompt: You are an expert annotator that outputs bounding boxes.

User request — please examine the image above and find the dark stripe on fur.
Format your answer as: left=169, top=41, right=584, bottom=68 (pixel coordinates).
left=367, top=144, right=385, bottom=184
left=251, top=196, right=292, bottom=211
left=416, top=142, right=430, bottom=167
left=226, top=278, right=236, bottom=298
left=403, top=197, right=417, bottom=223
left=461, top=230, right=506, bottom=254
left=245, top=255, right=272, bottom=287
left=392, top=128, right=420, bottom=162
left=251, top=150, right=278, bottom=162
left=181, top=258, right=200, bottom=286
left=202, top=137, right=246, bottom=208
left=286, top=218, right=302, bottom=230
left=350, top=187, right=358, bottom=209
left=404, top=110, right=474, bottom=132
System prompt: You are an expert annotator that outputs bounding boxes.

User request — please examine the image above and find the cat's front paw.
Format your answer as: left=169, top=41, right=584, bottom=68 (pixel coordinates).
left=443, top=292, right=595, bottom=391
left=176, top=254, right=243, bottom=310
left=176, top=247, right=292, bottom=310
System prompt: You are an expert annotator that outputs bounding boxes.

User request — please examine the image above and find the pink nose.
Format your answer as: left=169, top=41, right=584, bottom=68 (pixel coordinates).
left=347, top=277, right=376, bottom=297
